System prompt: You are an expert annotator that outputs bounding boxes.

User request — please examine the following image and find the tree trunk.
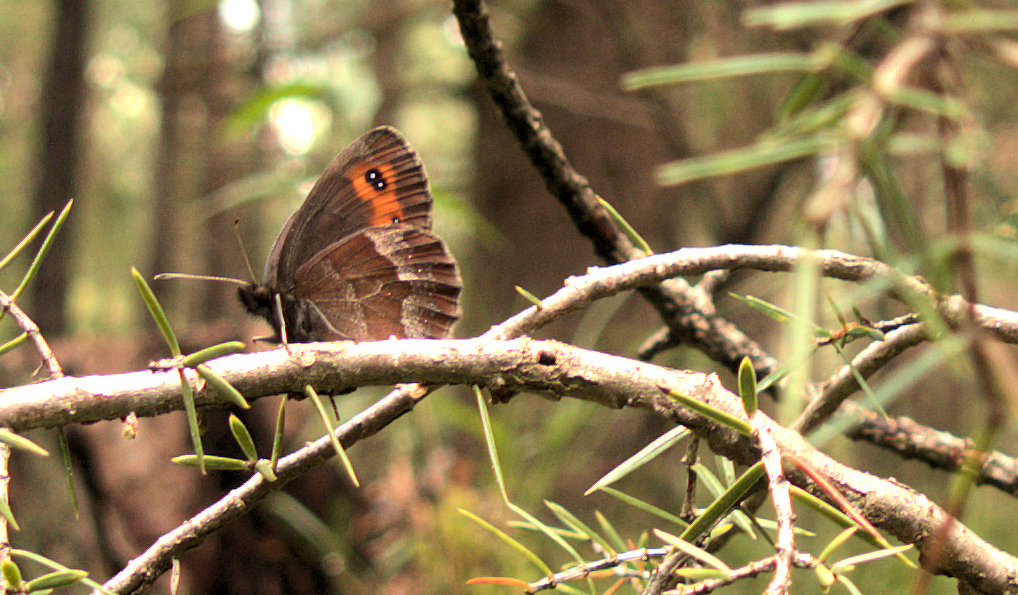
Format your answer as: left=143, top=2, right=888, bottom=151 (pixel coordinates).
left=29, top=0, right=92, bottom=335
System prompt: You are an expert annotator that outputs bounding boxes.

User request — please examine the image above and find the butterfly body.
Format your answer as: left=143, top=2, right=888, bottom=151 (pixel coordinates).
left=238, top=127, right=461, bottom=343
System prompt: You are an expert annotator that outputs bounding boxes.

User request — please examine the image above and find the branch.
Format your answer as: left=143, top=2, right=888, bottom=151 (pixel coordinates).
left=525, top=547, right=668, bottom=592
left=451, top=0, right=626, bottom=263
left=0, top=289, right=63, bottom=379
left=83, top=338, right=1018, bottom=593
left=451, top=0, right=781, bottom=376
left=485, top=245, right=1018, bottom=343
left=799, top=323, right=1018, bottom=494
left=449, top=0, right=1018, bottom=520
left=793, top=323, right=928, bottom=434
left=4, top=244, right=1011, bottom=592
left=7, top=244, right=1018, bottom=431
left=845, top=409, right=1018, bottom=495
left=754, top=418, right=794, bottom=594
left=669, top=554, right=816, bottom=595
left=101, top=381, right=427, bottom=594
left=0, top=289, right=59, bottom=568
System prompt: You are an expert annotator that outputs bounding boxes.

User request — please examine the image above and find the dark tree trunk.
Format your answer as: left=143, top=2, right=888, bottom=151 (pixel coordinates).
left=29, top=0, right=92, bottom=335
left=148, top=3, right=191, bottom=301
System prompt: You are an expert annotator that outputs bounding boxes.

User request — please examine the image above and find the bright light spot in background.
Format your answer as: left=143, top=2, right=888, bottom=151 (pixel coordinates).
left=270, top=99, right=329, bottom=155
left=85, top=53, right=153, bottom=119
left=442, top=15, right=463, bottom=46
left=86, top=54, right=124, bottom=88
left=219, top=0, right=260, bottom=33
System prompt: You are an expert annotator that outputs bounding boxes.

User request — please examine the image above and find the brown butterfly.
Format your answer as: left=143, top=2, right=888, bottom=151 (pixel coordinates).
left=237, top=127, right=461, bottom=343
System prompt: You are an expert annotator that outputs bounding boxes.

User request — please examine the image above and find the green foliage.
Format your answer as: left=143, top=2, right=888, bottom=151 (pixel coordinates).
left=305, top=384, right=359, bottom=487
left=585, top=425, right=689, bottom=495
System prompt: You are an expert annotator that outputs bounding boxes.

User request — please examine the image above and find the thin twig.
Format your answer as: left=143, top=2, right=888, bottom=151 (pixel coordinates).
left=637, top=327, right=683, bottom=362
left=814, top=313, right=920, bottom=347
left=793, top=323, right=927, bottom=434
left=525, top=547, right=667, bottom=592
left=101, top=382, right=429, bottom=593
left=694, top=270, right=731, bottom=300
left=643, top=550, right=688, bottom=595
left=663, top=554, right=816, bottom=595
left=0, top=289, right=63, bottom=379
left=0, top=292, right=60, bottom=571
left=681, top=435, right=700, bottom=523
left=639, top=434, right=703, bottom=594
left=753, top=418, right=794, bottom=594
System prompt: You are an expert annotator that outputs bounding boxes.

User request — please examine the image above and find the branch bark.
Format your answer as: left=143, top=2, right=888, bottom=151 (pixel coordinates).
left=65, top=337, right=1011, bottom=593
left=6, top=243, right=1018, bottom=430
left=5, top=243, right=1016, bottom=592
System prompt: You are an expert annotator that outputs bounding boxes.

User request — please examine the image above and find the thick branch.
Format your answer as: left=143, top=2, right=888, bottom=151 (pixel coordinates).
left=7, top=244, right=1018, bottom=432
left=68, top=338, right=1010, bottom=593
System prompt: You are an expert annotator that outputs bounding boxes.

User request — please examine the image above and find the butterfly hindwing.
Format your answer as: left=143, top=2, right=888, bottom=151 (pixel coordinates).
left=288, top=226, right=461, bottom=342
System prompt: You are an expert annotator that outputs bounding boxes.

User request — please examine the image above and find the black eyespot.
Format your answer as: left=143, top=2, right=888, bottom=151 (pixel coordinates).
left=391, top=216, right=400, bottom=224
left=365, top=168, right=386, bottom=191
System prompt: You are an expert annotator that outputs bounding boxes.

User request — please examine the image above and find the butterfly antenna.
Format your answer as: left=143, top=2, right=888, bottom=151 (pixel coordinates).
left=153, top=272, right=248, bottom=285
left=233, top=219, right=259, bottom=283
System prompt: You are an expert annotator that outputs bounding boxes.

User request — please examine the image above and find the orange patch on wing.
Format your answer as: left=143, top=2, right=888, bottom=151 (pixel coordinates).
left=345, top=162, right=405, bottom=226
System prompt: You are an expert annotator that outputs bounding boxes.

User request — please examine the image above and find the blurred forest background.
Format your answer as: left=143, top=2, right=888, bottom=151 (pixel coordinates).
left=3, top=0, right=1018, bottom=593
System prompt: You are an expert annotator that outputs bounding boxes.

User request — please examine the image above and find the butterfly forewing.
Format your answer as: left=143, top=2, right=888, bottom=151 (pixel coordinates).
left=291, top=226, right=461, bottom=341
left=268, top=127, right=434, bottom=288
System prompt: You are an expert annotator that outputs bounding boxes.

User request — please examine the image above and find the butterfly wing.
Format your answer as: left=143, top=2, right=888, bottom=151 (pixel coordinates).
left=287, top=226, right=461, bottom=341
left=266, top=126, right=434, bottom=291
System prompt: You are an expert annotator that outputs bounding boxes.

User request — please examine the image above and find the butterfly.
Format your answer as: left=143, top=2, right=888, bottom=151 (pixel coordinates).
left=236, top=127, right=461, bottom=343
